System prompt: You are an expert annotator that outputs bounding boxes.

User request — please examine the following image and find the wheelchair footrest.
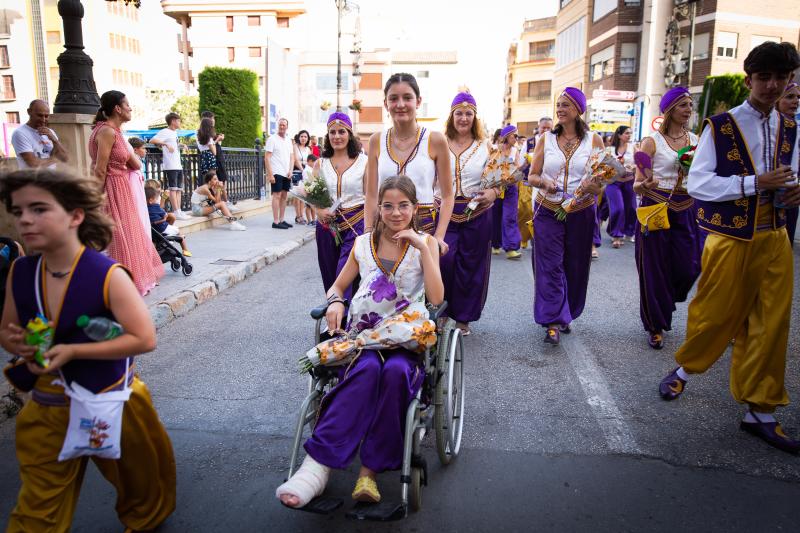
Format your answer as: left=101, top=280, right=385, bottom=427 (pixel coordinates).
left=283, top=495, right=343, bottom=515
left=345, top=501, right=406, bottom=521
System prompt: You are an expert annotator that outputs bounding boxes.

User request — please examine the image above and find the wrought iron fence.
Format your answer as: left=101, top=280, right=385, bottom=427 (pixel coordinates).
left=141, top=139, right=265, bottom=211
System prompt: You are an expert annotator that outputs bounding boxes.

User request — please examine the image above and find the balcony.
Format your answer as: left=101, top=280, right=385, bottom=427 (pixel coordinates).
left=179, top=68, right=194, bottom=84
left=177, top=35, right=193, bottom=56
left=523, top=17, right=556, bottom=33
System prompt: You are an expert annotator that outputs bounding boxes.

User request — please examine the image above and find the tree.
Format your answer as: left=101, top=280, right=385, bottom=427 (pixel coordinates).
left=697, top=74, right=749, bottom=127
left=171, top=95, right=200, bottom=131
left=198, top=67, right=262, bottom=148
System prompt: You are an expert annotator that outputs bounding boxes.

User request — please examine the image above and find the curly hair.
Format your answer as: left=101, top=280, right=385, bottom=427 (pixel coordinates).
left=0, top=169, right=114, bottom=251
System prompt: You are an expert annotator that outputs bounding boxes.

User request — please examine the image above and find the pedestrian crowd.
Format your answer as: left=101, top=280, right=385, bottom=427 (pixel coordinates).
left=0, top=40, right=799, bottom=531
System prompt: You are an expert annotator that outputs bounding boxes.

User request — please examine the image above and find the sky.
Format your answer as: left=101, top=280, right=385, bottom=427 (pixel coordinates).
left=295, top=0, right=560, bottom=125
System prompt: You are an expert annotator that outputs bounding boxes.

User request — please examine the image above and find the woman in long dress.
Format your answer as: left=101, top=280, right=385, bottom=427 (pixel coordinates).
left=89, top=90, right=163, bottom=296
left=633, top=86, right=701, bottom=349
left=527, top=87, right=603, bottom=345
left=365, top=72, right=453, bottom=255
left=313, top=112, right=367, bottom=299
left=439, top=92, right=494, bottom=335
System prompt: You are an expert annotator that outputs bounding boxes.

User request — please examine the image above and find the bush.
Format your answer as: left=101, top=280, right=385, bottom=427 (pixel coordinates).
left=171, top=95, right=200, bottom=131
left=697, top=74, right=749, bottom=126
left=198, top=67, right=262, bottom=148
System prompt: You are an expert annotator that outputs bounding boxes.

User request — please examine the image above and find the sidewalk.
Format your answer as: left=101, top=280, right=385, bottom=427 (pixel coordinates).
left=145, top=203, right=316, bottom=329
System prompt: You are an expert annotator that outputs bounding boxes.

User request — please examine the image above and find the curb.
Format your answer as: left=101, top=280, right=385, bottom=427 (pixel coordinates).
left=1, top=230, right=315, bottom=424
left=148, top=229, right=316, bottom=330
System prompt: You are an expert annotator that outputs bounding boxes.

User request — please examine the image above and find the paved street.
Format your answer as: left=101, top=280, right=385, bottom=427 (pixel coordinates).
left=2, top=234, right=800, bottom=532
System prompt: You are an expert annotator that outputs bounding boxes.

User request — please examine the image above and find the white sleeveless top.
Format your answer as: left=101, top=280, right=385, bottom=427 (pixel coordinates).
left=436, top=139, right=490, bottom=198
left=320, top=153, right=367, bottom=209
left=651, top=131, right=699, bottom=190
left=539, top=131, right=593, bottom=203
left=378, top=127, right=437, bottom=204
left=614, top=143, right=635, bottom=181
left=352, top=232, right=427, bottom=304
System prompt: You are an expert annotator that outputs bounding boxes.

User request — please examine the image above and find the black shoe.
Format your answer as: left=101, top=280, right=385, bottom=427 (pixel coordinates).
left=740, top=415, right=800, bottom=454
left=280, top=221, right=293, bottom=228
left=272, top=222, right=287, bottom=229
left=544, top=327, right=560, bottom=345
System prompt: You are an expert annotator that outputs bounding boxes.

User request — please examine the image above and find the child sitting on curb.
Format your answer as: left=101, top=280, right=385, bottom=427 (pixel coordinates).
left=145, top=186, right=191, bottom=257
left=190, top=170, right=246, bottom=231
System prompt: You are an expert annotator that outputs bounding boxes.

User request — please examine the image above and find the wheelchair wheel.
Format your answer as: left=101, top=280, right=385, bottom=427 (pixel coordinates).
left=409, top=467, right=423, bottom=512
left=434, top=325, right=465, bottom=465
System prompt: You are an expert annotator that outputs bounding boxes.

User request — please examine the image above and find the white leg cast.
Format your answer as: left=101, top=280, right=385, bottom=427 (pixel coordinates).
left=275, top=455, right=331, bottom=508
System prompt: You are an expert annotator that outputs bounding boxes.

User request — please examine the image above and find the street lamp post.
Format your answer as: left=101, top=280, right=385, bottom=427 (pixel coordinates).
left=334, top=0, right=358, bottom=113
left=53, top=0, right=100, bottom=114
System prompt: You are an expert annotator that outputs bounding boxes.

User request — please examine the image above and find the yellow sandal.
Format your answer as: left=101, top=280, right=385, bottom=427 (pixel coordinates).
left=351, top=476, right=381, bottom=503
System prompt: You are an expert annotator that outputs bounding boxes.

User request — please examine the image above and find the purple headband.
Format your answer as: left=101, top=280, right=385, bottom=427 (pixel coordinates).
left=451, top=92, right=477, bottom=111
left=660, top=87, right=691, bottom=114
left=500, top=124, right=517, bottom=139
left=560, top=87, right=586, bottom=114
left=784, top=82, right=799, bottom=96
left=327, top=112, right=352, bottom=131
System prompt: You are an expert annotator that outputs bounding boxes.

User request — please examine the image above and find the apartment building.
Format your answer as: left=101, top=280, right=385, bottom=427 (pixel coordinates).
left=161, top=0, right=307, bottom=133
left=504, top=17, right=557, bottom=137
left=554, top=0, right=800, bottom=139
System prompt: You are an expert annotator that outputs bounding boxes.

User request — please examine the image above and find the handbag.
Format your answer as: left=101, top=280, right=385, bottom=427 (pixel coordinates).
left=636, top=174, right=682, bottom=236
left=30, top=257, right=132, bottom=461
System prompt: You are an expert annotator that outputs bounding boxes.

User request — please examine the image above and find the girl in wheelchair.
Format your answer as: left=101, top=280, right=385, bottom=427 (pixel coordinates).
left=276, top=175, right=444, bottom=508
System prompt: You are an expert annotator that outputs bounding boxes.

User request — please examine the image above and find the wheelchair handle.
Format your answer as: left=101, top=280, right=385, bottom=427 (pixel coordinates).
left=309, top=300, right=349, bottom=320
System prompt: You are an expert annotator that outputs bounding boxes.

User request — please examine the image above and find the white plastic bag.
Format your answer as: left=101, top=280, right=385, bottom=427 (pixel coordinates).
left=56, top=369, right=131, bottom=461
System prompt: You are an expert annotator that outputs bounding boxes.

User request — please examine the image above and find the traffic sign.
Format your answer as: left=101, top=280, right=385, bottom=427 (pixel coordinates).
left=651, top=116, right=664, bottom=131
left=592, top=89, right=636, bottom=101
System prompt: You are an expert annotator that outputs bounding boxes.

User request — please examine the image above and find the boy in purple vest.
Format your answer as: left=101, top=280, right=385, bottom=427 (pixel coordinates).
left=658, top=42, right=800, bottom=453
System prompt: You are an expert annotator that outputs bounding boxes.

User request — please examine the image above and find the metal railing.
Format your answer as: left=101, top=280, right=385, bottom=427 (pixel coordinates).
left=141, top=139, right=265, bottom=211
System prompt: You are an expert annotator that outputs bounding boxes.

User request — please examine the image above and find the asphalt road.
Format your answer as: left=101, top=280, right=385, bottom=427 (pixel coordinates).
left=2, top=234, right=800, bottom=532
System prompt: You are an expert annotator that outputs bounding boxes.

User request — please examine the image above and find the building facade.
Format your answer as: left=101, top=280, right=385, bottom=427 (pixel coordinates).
left=553, top=0, right=800, bottom=140
left=504, top=17, right=557, bottom=137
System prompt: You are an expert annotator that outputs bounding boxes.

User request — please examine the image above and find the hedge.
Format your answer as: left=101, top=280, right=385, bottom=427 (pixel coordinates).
left=198, top=67, right=262, bottom=148
left=697, top=74, right=749, bottom=126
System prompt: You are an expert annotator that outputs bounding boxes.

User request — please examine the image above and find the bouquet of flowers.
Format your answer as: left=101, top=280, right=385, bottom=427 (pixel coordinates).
left=463, top=149, right=526, bottom=218
left=676, top=144, right=697, bottom=174
left=291, top=169, right=345, bottom=243
left=555, top=148, right=626, bottom=221
left=298, top=271, right=437, bottom=373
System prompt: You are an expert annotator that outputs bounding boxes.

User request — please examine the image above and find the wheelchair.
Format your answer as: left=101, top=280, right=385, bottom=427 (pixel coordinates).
left=285, top=301, right=466, bottom=520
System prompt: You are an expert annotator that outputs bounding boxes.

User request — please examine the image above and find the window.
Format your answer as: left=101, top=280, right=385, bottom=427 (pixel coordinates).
left=590, top=45, right=614, bottom=81
left=248, top=16, right=260, bottom=26
left=416, top=71, right=429, bottom=78
left=751, top=35, right=780, bottom=51
left=0, top=9, right=10, bottom=36
left=555, top=16, right=586, bottom=68
left=360, top=72, right=382, bottom=90
left=249, top=47, right=261, bottom=57
left=0, top=45, right=8, bottom=68
left=228, top=47, right=235, bottom=62
left=716, top=31, right=738, bottom=58
left=593, top=0, right=616, bottom=21
left=680, top=33, right=710, bottom=61
left=49, top=67, right=59, bottom=79
left=6, top=111, right=19, bottom=123
left=560, top=0, right=572, bottom=7
left=619, top=43, right=637, bottom=74
left=1, top=75, right=15, bottom=100
left=226, top=16, right=234, bottom=32
left=528, top=40, right=555, bottom=61
left=624, top=0, right=641, bottom=5
left=46, top=31, right=61, bottom=44
left=316, top=72, right=350, bottom=91
left=277, top=17, right=290, bottom=28
left=518, top=80, right=551, bottom=102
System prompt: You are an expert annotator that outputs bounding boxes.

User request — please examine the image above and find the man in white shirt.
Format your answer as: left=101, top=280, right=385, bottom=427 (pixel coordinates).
left=150, top=113, right=189, bottom=219
left=11, top=100, right=68, bottom=169
left=659, top=42, right=800, bottom=454
left=265, top=118, right=296, bottom=229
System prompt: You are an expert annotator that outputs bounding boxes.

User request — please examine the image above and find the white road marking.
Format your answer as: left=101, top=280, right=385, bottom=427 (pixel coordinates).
left=526, top=264, right=640, bottom=454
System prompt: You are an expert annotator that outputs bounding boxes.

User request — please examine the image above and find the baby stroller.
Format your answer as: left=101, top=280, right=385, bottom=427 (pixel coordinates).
left=152, top=228, right=193, bottom=276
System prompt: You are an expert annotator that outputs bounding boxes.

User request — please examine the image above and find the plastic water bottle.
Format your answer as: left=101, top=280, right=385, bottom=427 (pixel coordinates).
left=77, top=315, right=124, bottom=341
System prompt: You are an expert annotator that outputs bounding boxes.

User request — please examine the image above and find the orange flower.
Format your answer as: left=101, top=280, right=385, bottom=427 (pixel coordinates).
left=412, top=321, right=436, bottom=347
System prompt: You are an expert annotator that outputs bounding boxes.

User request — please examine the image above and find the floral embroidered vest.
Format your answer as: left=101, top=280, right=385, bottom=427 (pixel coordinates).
left=695, top=113, right=796, bottom=241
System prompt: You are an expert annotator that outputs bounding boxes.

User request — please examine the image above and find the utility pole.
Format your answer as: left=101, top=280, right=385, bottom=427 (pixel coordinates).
left=336, top=0, right=344, bottom=112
